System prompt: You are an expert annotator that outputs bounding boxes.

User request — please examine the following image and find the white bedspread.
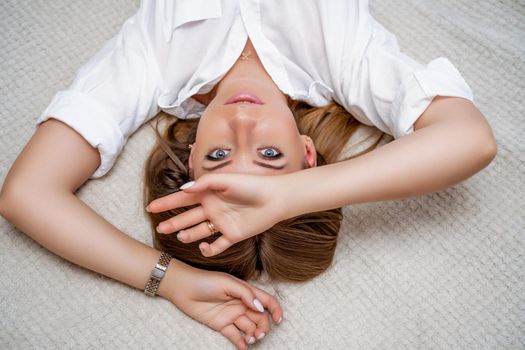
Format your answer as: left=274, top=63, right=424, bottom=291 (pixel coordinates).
left=1, top=0, right=523, bottom=348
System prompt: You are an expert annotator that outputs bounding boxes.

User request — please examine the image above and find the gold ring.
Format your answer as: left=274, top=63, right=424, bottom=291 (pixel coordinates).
left=206, top=220, right=218, bottom=234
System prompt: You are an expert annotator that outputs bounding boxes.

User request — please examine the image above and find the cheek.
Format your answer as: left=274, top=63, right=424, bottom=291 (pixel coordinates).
left=193, top=120, right=218, bottom=151
left=194, top=120, right=210, bottom=141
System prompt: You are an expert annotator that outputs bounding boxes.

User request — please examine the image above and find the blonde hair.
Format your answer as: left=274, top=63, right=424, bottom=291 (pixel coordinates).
left=143, top=99, right=388, bottom=282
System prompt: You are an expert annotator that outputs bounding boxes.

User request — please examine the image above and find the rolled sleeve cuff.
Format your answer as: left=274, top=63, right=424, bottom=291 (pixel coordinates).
left=390, top=57, right=475, bottom=139
left=35, top=90, right=125, bottom=179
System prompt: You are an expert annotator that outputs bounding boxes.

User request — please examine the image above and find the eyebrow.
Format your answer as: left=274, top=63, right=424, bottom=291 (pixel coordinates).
left=202, top=160, right=287, bottom=171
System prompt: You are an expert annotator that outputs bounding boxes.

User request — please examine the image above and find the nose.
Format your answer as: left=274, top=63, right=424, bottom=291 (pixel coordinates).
left=229, top=110, right=258, bottom=146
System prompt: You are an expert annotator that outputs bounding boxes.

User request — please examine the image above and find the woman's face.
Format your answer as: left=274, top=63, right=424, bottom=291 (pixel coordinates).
left=188, top=76, right=317, bottom=179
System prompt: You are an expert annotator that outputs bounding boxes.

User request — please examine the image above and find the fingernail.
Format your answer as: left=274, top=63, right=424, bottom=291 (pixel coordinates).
left=277, top=316, right=282, bottom=324
left=248, top=337, right=255, bottom=345
left=180, top=181, right=195, bottom=190
left=145, top=205, right=151, bottom=212
left=156, top=225, right=162, bottom=233
left=253, top=299, right=264, bottom=313
left=177, top=232, right=184, bottom=242
left=257, top=333, right=265, bottom=340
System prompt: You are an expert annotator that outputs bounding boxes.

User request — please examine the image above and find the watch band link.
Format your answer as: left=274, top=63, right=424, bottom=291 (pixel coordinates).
left=144, top=251, right=172, bottom=297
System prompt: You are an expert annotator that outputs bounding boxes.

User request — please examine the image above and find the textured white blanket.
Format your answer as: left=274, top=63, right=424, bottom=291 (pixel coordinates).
left=1, top=0, right=524, bottom=349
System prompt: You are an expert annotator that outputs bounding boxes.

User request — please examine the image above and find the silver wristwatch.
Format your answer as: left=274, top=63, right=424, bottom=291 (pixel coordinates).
left=144, top=251, right=172, bottom=297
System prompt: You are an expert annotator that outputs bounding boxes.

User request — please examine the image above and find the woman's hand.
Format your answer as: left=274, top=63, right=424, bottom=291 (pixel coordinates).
left=147, top=173, right=289, bottom=256
left=168, top=262, right=283, bottom=349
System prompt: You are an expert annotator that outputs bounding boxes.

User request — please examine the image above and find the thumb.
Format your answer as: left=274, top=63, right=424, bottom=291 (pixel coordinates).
left=224, top=280, right=266, bottom=314
left=179, top=174, right=230, bottom=193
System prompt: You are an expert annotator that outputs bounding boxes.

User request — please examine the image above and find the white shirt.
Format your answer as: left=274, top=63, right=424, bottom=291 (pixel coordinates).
left=36, top=0, right=474, bottom=179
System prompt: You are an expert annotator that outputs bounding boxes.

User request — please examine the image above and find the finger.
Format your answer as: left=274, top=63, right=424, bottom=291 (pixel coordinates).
left=157, top=206, right=205, bottom=234
left=223, top=277, right=266, bottom=314
left=181, top=174, right=230, bottom=193
left=248, top=285, right=283, bottom=325
left=200, top=236, right=233, bottom=257
left=178, top=220, right=218, bottom=243
left=220, top=324, right=247, bottom=350
left=234, top=315, right=257, bottom=345
left=245, top=309, right=270, bottom=341
left=147, top=190, right=200, bottom=213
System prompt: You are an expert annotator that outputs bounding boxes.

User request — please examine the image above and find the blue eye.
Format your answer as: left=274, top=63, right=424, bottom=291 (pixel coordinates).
left=206, top=148, right=230, bottom=160
left=259, top=147, right=282, bottom=159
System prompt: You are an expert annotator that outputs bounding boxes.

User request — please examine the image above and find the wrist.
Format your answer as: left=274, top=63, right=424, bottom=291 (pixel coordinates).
left=278, top=166, right=331, bottom=219
left=276, top=173, right=305, bottom=220
left=155, top=257, right=187, bottom=302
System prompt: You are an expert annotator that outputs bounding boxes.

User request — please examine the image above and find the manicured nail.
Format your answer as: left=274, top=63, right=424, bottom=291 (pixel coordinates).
left=253, top=299, right=264, bottom=313
left=180, top=181, right=195, bottom=190
left=177, top=231, right=184, bottom=242
left=277, top=316, right=282, bottom=324
left=145, top=205, right=151, bottom=212
left=156, top=225, right=162, bottom=233
left=248, top=337, right=255, bottom=345
left=257, top=333, right=265, bottom=340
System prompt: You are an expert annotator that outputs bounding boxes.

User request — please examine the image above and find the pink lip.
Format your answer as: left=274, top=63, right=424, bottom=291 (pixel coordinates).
left=224, top=93, right=264, bottom=105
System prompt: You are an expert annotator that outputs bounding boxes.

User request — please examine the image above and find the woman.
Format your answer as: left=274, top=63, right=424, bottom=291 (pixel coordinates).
left=140, top=0, right=497, bottom=279
left=0, top=0, right=497, bottom=349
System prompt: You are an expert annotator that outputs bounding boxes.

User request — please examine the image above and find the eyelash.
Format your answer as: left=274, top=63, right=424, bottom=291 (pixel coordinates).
left=205, top=145, right=283, bottom=161
left=260, top=145, right=283, bottom=159
left=205, top=145, right=229, bottom=161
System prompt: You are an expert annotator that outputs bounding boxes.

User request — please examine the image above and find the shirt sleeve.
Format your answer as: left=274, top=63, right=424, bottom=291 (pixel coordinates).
left=35, top=1, right=163, bottom=179
left=334, top=0, right=474, bottom=139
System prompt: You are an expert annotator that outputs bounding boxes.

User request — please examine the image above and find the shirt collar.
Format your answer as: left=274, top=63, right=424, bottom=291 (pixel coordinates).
left=161, top=0, right=223, bottom=42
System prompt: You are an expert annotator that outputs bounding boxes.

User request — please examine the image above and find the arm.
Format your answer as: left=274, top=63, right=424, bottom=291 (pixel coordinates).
left=0, top=119, right=282, bottom=349
left=145, top=97, right=497, bottom=257
left=0, top=119, right=178, bottom=299
left=145, top=4, right=497, bottom=256
left=281, top=96, right=498, bottom=218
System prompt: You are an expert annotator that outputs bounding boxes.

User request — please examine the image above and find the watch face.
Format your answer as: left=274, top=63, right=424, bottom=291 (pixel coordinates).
left=152, top=267, right=165, bottom=279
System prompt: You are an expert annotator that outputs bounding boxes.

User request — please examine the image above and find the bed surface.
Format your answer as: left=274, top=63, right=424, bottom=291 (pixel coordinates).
left=1, top=0, right=523, bottom=348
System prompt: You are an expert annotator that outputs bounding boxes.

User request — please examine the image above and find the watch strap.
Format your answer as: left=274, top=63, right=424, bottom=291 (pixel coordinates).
left=144, top=251, right=172, bottom=297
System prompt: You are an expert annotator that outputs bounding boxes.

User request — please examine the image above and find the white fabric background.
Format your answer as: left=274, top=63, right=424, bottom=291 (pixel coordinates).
left=1, top=0, right=523, bottom=349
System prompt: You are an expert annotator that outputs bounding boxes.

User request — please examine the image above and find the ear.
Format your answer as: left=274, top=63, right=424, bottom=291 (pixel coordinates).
left=188, top=143, right=195, bottom=177
left=301, top=135, right=317, bottom=168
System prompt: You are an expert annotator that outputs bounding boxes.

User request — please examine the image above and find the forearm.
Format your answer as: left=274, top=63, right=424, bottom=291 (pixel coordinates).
left=282, top=119, right=497, bottom=218
left=0, top=188, right=182, bottom=301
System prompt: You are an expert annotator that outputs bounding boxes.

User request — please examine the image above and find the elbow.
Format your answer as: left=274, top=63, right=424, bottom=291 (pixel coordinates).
left=0, top=182, right=21, bottom=221
left=0, top=194, right=5, bottom=219
left=452, top=119, right=498, bottom=174
left=475, top=127, right=498, bottom=169
left=0, top=181, right=34, bottom=221
left=484, top=138, right=498, bottom=164
left=0, top=180, right=9, bottom=218
left=0, top=186, right=12, bottom=220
